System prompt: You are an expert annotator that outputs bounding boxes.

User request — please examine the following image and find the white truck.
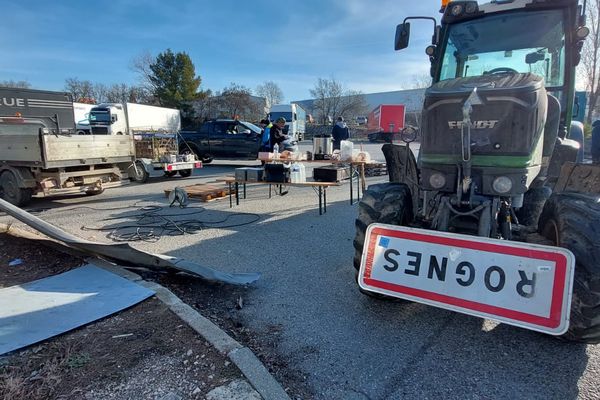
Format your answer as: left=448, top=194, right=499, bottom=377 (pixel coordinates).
left=88, top=103, right=201, bottom=182
left=269, top=104, right=306, bottom=141
left=73, top=102, right=95, bottom=135
left=0, top=88, right=134, bottom=206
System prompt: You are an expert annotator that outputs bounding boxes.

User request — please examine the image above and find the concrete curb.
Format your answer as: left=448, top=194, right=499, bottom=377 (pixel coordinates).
left=93, top=261, right=292, bottom=400
left=2, top=225, right=291, bottom=399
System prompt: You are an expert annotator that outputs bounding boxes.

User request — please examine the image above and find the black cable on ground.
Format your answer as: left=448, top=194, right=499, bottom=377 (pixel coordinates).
left=75, top=203, right=261, bottom=243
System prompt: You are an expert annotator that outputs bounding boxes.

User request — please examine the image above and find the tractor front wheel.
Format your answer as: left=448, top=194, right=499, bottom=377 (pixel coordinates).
left=353, top=183, right=413, bottom=300
left=539, top=192, right=600, bottom=343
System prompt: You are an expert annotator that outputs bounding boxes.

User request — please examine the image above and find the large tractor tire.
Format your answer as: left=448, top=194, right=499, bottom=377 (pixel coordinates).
left=538, top=192, right=600, bottom=343
left=516, top=186, right=552, bottom=227
left=354, top=183, right=413, bottom=271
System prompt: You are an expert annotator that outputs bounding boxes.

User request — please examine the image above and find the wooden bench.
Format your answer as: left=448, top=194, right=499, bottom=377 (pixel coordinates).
left=218, top=177, right=339, bottom=215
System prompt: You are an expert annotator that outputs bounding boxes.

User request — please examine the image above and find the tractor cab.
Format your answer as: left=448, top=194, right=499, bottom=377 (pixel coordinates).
left=391, top=0, right=588, bottom=236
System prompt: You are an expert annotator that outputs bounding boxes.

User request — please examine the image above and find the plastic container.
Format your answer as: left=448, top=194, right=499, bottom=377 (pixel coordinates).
left=298, top=163, right=306, bottom=182
left=273, top=143, right=280, bottom=158
left=290, top=162, right=301, bottom=183
left=340, top=140, right=354, bottom=161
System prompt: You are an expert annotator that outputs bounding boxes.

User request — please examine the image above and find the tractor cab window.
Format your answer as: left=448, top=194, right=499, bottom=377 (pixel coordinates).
left=439, top=10, right=566, bottom=87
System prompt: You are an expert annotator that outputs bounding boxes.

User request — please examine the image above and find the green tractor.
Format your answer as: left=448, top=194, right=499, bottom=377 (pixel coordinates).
left=354, top=0, right=600, bottom=343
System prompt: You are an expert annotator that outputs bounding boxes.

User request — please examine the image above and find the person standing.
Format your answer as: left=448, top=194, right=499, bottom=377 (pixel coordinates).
left=270, top=117, right=289, bottom=150
left=259, top=119, right=272, bottom=151
left=331, top=116, right=349, bottom=151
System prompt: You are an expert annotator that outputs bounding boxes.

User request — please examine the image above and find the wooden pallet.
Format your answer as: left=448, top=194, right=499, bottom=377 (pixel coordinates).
left=164, top=184, right=234, bottom=202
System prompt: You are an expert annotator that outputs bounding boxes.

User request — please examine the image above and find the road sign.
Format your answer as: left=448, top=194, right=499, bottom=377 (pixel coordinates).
left=358, top=224, right=575, bottom=335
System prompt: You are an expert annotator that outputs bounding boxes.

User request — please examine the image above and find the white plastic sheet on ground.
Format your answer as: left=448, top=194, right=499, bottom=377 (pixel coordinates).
left=0, top=264, right=154, bottom=355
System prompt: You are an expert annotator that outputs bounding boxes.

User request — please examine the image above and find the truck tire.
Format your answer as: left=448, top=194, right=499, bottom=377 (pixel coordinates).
left=353, top=183, right=413, bottom=301
left=164, top=171, right=178, bottom=178
left=131, top=160, right=149, bottom=183
left=85, top=187, right=105, bottom=196
left=538, top=192, right=600, bottom=343
left=516, top=186, right=552, bottom=227
left=178, top=169, right=192, bottom=177
left=0, top=170, right=32, bottom=207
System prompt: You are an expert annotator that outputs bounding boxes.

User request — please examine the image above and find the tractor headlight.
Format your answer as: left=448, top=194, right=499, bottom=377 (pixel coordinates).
left=429, top=173, right=447, bottom=189
left=492, top=176, right=513, bottom=194
left=450, top=4, right=464, bottom=16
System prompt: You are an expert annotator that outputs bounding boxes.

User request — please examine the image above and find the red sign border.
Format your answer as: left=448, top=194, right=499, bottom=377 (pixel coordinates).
left=361, top=225, right=571, bottom=330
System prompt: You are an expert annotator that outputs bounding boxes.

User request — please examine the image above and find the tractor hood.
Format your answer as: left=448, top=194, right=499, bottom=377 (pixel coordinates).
left=421, top=72, right=546, bottom=166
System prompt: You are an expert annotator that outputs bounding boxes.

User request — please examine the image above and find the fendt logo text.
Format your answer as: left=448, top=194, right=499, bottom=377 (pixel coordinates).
left=448, top=120, right=499, bottom=129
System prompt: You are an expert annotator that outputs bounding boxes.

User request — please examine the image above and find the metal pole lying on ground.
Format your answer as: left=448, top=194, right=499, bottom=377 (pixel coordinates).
left=0, top=198, right=260, bottom=285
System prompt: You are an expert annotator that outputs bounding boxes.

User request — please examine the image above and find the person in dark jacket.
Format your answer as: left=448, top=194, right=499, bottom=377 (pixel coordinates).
left=592, top=120, right=600, bottom=164
left=270, top=117, right=289, bottom=149
left=331, top=116, right=350, bottom=150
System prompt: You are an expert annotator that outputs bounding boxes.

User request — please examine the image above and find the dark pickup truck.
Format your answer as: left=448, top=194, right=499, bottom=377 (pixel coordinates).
left=179, top=119, right=296, bottom=163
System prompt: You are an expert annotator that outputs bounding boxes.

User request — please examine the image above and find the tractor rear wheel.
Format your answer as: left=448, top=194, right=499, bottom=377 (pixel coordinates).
left=353, top=183, right=413, bottom=300
left=539, top=192, right=600, bottom=343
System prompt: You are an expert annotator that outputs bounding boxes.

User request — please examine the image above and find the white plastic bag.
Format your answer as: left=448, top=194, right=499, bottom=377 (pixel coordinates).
left=340, top=140, right=354, bottom=161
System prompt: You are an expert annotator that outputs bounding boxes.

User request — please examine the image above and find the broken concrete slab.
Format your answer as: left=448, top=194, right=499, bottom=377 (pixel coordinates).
left=206, top=379, right=262, bottom=400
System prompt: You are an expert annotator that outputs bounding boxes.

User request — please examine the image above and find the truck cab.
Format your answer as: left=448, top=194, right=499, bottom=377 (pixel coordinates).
left=89, top=104, right=128, bottom=135
left=269, top=104, right=306, bottom=141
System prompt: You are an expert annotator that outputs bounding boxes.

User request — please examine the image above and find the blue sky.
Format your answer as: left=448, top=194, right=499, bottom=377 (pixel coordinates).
left=1, top=0, right=441, bottom=101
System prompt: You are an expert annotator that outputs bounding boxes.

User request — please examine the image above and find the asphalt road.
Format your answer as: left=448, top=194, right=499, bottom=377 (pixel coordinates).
left=2, top=141, right=599, bottom=399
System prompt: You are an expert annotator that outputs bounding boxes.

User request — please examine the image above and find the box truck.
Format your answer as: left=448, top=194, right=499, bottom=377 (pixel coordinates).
left=367, top=104, right=405, bottom=142
left=88, top=103, right=201, bottom=182
left=269, top=104, right=306, bottom=141
left=0, top=88, right=134, bottom=206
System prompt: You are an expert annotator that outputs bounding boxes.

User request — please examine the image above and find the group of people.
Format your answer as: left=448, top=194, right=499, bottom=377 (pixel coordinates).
left=258, top=116, right=350, bottom=152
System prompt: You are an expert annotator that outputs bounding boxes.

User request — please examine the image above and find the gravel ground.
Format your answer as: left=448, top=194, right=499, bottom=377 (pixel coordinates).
left=2, top=142, right=600, bottom=399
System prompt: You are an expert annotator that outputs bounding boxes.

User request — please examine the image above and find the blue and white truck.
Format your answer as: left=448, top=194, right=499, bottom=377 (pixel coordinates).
left=269, top=103, right=306, bottom=141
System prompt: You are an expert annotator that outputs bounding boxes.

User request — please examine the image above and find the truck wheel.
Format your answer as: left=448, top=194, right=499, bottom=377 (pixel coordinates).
left=164, top=171, right=178, bottom=178
left=131, top=161, right=149, bottom=183
left=516, top=186, right=552, bottom=227
left=0, top=171, right=32, bottom=207
left=354, top=183, right=413, bottom=300
left=178, top=169, right=192, bottom=178
left=539, top=192, right=600, bottom=343
left=85, top=187, right=105, bottom=196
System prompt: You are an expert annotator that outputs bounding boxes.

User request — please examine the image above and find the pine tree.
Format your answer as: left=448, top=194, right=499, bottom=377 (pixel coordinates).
left=149, top=49, right=201, bottom=111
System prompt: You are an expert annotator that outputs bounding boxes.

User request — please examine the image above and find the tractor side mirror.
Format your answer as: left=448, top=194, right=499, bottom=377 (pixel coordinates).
left=395, top=22, right=411, bottom=50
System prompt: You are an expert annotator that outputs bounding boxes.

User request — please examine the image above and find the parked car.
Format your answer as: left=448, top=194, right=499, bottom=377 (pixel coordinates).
left=355, top=116, right=368, bottom=125
left=179, top=119, right=297, bottom=163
